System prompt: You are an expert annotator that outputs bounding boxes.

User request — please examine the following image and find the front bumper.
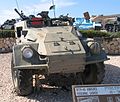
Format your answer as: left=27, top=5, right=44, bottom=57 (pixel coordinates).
left=86, top=51, right=109, bottom=64
left=13, top=64, right=48, bottom=69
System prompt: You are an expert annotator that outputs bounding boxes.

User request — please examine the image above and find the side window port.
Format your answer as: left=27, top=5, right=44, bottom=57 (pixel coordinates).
left=16, top=27, right=22, bottom=37
left=22, top=30, right=28, bottom=37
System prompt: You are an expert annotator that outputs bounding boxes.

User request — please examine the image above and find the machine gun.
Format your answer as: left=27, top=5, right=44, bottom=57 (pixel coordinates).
left=59, top=14, right=74, bottom=25
left=14, top=8, right=29, bottom=20
left=37, top=11, right=50, bottom=19
left=37, top=11, right=51, bottom=26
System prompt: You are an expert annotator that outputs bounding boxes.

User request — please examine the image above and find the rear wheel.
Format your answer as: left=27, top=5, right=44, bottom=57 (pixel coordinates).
left=11, top=59, right=33, bottom=96
left=82, top=62, right=105, bottom=84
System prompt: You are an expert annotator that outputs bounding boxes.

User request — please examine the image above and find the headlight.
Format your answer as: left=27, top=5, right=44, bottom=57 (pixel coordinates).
left=21, top=46, right=33, bottom=59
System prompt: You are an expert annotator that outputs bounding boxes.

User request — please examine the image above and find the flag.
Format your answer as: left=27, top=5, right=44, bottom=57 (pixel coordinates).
left=49, top=5, right=55, bottom=10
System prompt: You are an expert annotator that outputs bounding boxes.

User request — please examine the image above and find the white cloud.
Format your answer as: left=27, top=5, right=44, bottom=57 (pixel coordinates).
left=24, top=2, right=51, bottom=14
left=0, top=9, right=19, bottom=24
left=0, top=0, right=77, bottom=24
left=40, top=0, right=49, bottom=3
left=55, top=0, right=77, bottom=8
left=24, top=0, right=77, bottom=14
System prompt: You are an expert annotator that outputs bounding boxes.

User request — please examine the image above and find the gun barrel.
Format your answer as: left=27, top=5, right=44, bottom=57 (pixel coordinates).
left=14, top=8, right=25, bottom=20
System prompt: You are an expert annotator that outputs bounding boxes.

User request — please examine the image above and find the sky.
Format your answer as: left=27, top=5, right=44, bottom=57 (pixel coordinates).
left=0, top=0, right=120, bottom=24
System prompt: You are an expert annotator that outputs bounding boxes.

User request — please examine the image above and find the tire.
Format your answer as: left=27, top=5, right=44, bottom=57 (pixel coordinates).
left=11, top=59, right=33, bottom=96
left=82, top=62, right=105, bottom=84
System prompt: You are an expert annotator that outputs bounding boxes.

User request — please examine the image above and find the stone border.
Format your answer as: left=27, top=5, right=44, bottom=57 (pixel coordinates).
left=0, top=37, right=120, bottom=55
left=102, top=38, right=120, bottom=55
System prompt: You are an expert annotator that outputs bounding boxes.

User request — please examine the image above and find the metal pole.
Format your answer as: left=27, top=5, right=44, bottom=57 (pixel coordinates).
left=52, top=0, right=54, bottom=5
left=52, top=0, right=56, bottom=18
left=15, top=0, right=20, bottom=10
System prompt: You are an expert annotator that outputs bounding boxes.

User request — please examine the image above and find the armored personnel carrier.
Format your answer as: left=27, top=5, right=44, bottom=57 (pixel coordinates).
left=105, top=16, right=120, bottom=32
left=11, top=9, right=108, bottom=96
left=1, top=19, right=16, bottom=30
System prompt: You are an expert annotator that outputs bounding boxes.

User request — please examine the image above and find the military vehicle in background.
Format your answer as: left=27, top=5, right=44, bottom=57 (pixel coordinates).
left=11, top=8, right=108, bottom=96
left=105, top=16, right=120, bottom=32
left=73, top=12, right=102, bottom=30
left=1, top=19, right=16, bottom=30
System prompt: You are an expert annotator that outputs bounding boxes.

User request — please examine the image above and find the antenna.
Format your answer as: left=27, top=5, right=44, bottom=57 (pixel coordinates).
left=15, top=0, right=20, bottom=10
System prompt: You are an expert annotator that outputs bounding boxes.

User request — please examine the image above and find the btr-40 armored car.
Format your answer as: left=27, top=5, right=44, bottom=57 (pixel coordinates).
left=11, top=9, right=108, bottom=96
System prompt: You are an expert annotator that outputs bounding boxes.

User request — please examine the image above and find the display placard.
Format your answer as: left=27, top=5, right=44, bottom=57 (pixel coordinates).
left=72, top=84, right=120, bottom=102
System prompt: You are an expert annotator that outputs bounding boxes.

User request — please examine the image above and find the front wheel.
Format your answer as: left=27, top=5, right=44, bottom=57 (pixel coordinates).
left=82, top=62, right=105, bottom=84
left=11, top=69, right=33, bottom=96
left=11, top=59, right=33, bottom=96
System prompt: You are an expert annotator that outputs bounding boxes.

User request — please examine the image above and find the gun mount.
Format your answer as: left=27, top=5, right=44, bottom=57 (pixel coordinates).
left=37, top=11, right=50, bottom=19
left=14, top=8, right=29, bottom=20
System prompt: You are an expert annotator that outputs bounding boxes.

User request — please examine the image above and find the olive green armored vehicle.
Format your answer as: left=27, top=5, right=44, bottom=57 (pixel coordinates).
left=11, top=9, right=108, bottom=96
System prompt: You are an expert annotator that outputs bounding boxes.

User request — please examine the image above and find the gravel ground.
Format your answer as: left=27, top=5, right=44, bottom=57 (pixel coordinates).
left=0, top=53, right=120, bottom=102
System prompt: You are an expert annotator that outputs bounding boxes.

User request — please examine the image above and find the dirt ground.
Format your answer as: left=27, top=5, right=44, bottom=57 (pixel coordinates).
left=0, top=53, right=120, bottom=102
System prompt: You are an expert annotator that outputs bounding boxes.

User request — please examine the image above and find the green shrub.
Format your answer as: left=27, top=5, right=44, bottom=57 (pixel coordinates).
left=79, top=30, right=110, bottom=38
left=0, top=30, right=15, bottom=38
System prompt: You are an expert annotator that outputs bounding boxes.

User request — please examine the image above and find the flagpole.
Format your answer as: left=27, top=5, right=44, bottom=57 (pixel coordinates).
left=52, top=0, right=56, bottom=18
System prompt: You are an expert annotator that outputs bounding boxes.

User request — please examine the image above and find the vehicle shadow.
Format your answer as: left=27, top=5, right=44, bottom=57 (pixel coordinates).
left=26, top=87, right=72, bottom=102
left=24, top=64, right=120, bottom=102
